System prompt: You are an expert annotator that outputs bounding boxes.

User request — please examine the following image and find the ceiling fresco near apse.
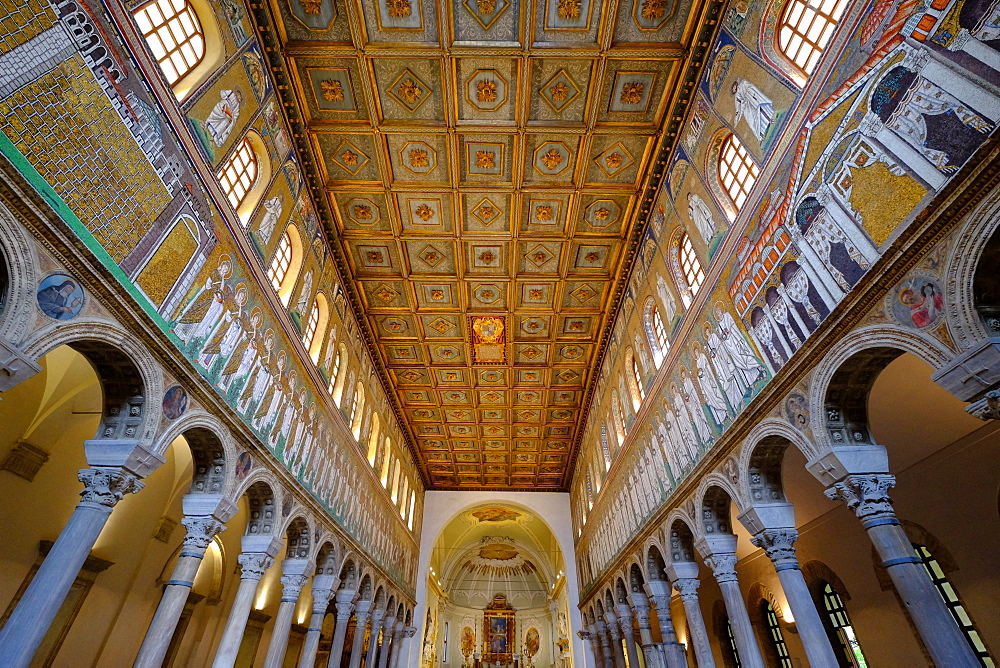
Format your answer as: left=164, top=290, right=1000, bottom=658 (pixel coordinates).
left=252, top=0, right=713, bottom=489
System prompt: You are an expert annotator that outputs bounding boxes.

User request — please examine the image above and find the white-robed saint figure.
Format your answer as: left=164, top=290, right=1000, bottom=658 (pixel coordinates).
left=204, top=88, right=243, bottom=148
left=687, top=192, right=718, bottom=244
left=256, top=196, right=283, bottom=244
left=732, top=78, right=774, bottom=143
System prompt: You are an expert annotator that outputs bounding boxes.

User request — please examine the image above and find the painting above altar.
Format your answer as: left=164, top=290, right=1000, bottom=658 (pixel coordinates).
left=483, top=594, right=516, bottom=664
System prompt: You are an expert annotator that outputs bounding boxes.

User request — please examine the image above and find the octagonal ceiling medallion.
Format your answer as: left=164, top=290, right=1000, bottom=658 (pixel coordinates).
left=467, top=143, right=504, bottom=176
left=633, top=0, right=677, bottom=29
left=532, top=141, right=571, bottom=176
left=466, top=70, right=508, bottom=112
left=400, top=141, right=437, bottom=174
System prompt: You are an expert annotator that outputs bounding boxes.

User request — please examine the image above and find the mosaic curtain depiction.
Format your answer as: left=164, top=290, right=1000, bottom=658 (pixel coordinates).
left=569, top=0, right=1000, bottom=587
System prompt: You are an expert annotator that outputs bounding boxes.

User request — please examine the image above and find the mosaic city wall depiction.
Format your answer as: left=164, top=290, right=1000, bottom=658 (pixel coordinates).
left=0, top=0, right=422, bottom=589
left=570, top=0, right=1000, bottom=590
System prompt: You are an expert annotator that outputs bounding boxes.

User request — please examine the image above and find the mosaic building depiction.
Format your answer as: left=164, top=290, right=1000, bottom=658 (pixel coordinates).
left=0, top=0, right=998, bottom=662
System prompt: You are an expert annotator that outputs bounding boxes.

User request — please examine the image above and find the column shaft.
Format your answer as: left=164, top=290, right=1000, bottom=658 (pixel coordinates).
left=347, top=611, right=371, bottom=668
left=674, top=579, right=715, bottom=668
left=375, top=619, right=395, bottom=668
left=827, top=475, right=980, bottom=667
left=327, top=605, right=354, bottom=668
left=0, top=467, right=143, bottom=667
left=135, top=550, right=205, bottom=668
left=364, top=613, right=384, bottom=667
left=718, top=578, right=765, bottom=668
left=213, top=574, right=264, bottom=667
left=263, top=571, right=308, bottom=668
left=299, top=608, right=327, bottom=668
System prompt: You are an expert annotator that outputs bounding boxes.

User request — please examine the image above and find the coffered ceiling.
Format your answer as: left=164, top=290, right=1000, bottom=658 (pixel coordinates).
left=256, top=0, right=713, bottom=489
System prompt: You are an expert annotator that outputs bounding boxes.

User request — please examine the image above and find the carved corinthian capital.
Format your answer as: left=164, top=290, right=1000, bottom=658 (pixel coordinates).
left=238, top=552, right=274, bottom=581
left=703, top=552, right=739, bottom=584
left=824, top=474, right=896, bottom=521
left=78, top=467, right=144, bottom=508
left=672, top=578, right=701, bottom=602
left=751, top=528, right=800, bottom=570
left=966, top=389, right=1000, bottom=421
left=281, top=573, right=309, bottom=599
left=181, top=516, right=227, bottom=549
left=577, top=630, right=592, bottom=641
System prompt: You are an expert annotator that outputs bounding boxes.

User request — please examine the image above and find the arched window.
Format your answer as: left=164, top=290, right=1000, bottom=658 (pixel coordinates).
left=390, top=459, right=401, bottom=502
left=381, top=451, right=393, bottom=487
left=722, top=617, right=742, bottom=668
left=719, top=133, right=759, bottom=210
left=645, top=299, right=669, bottom=366
left=133, top=0, right=204, bottom=86
left=777, top=0, right=848, bottom=79
left=678, top=232, right=706, bottom=297
left=611, top=397, right=626, bottom=445
left=330, top=343, right=348, bottom=405
left=914, top=544, right=991, bottom=663
left=220, top=137, right=259, bottom=212
left=268, top=225, right=304, bottom=306
left=303, top=293, right=329, bottom=363
left=818, top=582, right=868, bottom=667
left=398, top=477, right=409, bottom=514
left=350, top=383, right=365, bottom=439
left=631, top=355, right=645, bottom=405
left=407, top=492, right=416, bottom=530
left=761, top=601, right=792, bottom=668
left=443, top=621, right=450, bottom=663
left=367, top=415, right=381, bottom=466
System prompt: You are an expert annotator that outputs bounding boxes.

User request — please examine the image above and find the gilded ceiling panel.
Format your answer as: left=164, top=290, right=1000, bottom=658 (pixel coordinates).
left=263, top=0, right=701, bottom=489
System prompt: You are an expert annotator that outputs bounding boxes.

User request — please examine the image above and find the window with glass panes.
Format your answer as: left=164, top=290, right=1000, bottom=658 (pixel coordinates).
left=612, top=398, right=626, bottom=438
left=652, top=304, right=669, bottom=351
left=724, top=618, right=742, bottom=668
left=302, top=300, right=320, bottom=350
left=778, top=0, right=848, bottom=77
left=220, top=139, right=259, bottom=211
left=821, top=583, right=868, bottom=668
left=133, top=0, right=205, bottom=85
left=328, top=350, right=341, bottom=394
left=632, top=356, right=645, bottom=401
left=268, top=230, right=293, bottom=292
left=763, top=601, right=793, bottom=668
left=914, top=544, right=993, bottom=666
left=719, top=134, right=760, bottom=210
left=679, top=233, right=706, bottom=295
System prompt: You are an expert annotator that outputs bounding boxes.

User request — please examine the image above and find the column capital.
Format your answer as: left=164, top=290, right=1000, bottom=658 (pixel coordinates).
left=280, top=573, right=309, bottom=600
left=825, top=473, right=897, bottom=523
left=382, top=615, right=397, bottom=631
left=751, top=528, right=800, bottom=571
left=180, top=515, right=227, bottom=549
left=334, top=599, right=355, bottom=621
left=77, top=467, right=144, bottom=508
left=673, top=578, right=701, bottom=602
left=703, top=552, right=739, bottom=583
left=238, top=552, right=274, bottom=581
left=576, top=630, right=591, bottom=641
left=404, top=626, right=417, bottom=638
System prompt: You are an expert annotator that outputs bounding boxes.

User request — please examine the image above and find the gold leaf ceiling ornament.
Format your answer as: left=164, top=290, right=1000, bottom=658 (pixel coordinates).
left=259, top=0, right=720, bottom=490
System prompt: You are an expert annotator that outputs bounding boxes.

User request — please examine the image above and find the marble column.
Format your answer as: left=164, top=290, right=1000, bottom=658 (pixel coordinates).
left=387, top=622, right=405, bottom=668
left=645, top=582, right=687, bottom=668
left=347, top=600, right=372, bottom=668
left=697, top=537, right=764, bottom=668
left=364, top=608, right=385, bottom=667
left=375, top=615, right=396, bottom=668
left=826, top=474, right=980, bottom=666
left=326, top=591, right=357, bottom=668
left=0, top=440, right=162, bottom=667
left=616, top=605, right=642, bottom=668
left=262, top=558, right=313, bottom=668
left=670, top=571, right=714, bottom=668
left=135, top=499, right=235, bottom=668
left=577, top=630, right=597, bottom=668
left=394, top=626, right=416, bottom=668
left=298, top=574, right=339, bottom=668
left=751, top=528, right=839, bottom=667
left=595, top=621, right=615, bottom=668
left=604, top=612, right=627, bottom=668
left=586, top=625, right=605, bottom=668
left=213, top=535, right=283, bottom=668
